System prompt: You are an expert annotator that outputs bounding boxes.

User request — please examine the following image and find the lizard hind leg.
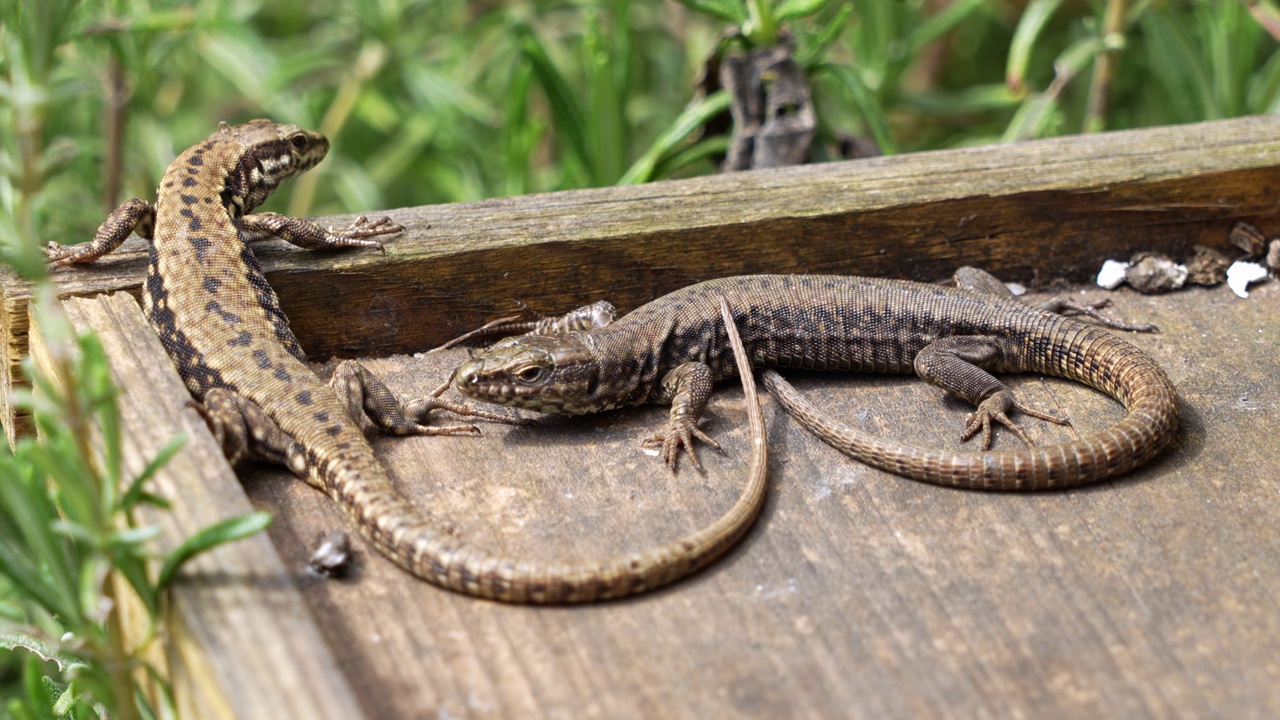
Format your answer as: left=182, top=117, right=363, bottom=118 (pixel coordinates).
left=197, top=388, right=307, bottom=474
left=329, top=360, right=512, bottom=438
left=913, top=336, right=1069, bottom=450
left=952, top=265, right=1156, bottom=332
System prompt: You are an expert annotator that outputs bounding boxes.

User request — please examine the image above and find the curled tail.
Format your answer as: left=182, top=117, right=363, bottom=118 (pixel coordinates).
left=763, top=326, right=1178, bottom=490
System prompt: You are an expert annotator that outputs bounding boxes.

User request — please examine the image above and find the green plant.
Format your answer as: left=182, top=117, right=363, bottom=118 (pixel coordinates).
left=1, top=2, right=270, bottom=716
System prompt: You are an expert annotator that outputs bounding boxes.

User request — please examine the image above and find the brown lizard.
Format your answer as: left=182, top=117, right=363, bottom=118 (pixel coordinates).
left=452, top=270, right=1179, bottom=490
left=47, top=120, right=767, bottom=602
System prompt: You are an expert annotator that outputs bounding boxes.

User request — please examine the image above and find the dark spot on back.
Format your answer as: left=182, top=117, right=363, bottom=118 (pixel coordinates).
left=182, top=176, right=198, bottom=187
left=273, top=367, right=291, bottom=381
left=203, top=277, right=221, bottom=293
left=227, top=331, right=252, bottom=347
left=313, top=411, right=329, bottom=422
left=188, top=155, right=203, bottom=166
left=180, top=194, right=198, bottom=205
left=251, top=349, right=271, bottom=369
left=189, top=235, right=211, bottom=260
left=296, top=391, right=313, bottom=405
left=326, top=425, right=342, bottom=436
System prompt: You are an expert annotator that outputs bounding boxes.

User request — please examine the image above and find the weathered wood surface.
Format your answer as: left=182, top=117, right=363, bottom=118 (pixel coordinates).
left=30, top=293, right=364, bottom=720
left=6, top=114, right=1280, bottom=442
left=237, top=282, right=1277, bottom=719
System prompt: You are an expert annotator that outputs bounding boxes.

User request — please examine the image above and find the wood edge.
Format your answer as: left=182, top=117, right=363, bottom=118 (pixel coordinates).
left=32, top=292, right=366, bottom=720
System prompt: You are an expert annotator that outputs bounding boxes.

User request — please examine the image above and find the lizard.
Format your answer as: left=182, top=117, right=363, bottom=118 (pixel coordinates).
left=451, top=270, right=1180, bottom=490
left=46, top=119, right=768, bottom=602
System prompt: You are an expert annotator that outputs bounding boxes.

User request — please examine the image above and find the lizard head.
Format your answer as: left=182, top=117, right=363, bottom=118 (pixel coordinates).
left=453, top=334, right=602, bottom=415
left=222, top=119, right=331, bottom=186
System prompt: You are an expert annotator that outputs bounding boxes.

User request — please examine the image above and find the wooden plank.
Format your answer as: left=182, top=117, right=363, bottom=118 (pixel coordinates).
left=241, top=280, right=1280, bottom=719
left=28, top=293, right=366, bottom=719
left=7, top=114, right=1280, bottom=441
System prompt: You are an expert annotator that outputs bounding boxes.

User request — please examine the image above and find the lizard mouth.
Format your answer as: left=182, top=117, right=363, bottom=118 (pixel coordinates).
left=453, top=368, right=571, bottom=414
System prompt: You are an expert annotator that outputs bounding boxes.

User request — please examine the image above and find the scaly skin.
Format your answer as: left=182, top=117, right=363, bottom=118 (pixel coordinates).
left=46, top=120, right=767, bottom=602
left=453, top=272, right=1180, bottom=490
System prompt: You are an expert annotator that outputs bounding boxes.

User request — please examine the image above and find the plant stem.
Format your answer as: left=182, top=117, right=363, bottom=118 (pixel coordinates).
left=1083, top=0, right=1128, bottom=133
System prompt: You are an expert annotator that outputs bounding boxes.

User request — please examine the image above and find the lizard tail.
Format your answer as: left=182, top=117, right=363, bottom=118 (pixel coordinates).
left=762, top=325, right=1179, bottom=490
left=333, top=297, right=769, bottom=603
left=348, top=477, right=762, bottom=602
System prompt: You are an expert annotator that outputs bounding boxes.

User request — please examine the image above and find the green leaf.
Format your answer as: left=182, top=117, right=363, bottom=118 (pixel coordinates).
left=672, top=0, right=749, bottom=25
left=776, top=0, right=832, bottom=22
left=1007, top=0, right=1065, bottom=95
left=618, top=90, right=733, bottom=185
left=120, top=433, right=185, bottom=512
left=1139, top=10, right=1214, bottom=122
left=795, top=3, right=852, bottom=68
left=906, top=0, right=987, bottom=56
left=157, top=512, right=273, bottom=590
left=816, top=64, right=898, bottom=155
left=650, top=136, right=732, bottom=178
left=515, top=23, right=594, bottom=182
left=0, top=631, right=88, bottom=674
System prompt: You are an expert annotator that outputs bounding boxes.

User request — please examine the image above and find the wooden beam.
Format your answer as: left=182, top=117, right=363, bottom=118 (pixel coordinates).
left=28, top=293, right=367, bottom=720
left=6, top=114, right=1280, bottom=441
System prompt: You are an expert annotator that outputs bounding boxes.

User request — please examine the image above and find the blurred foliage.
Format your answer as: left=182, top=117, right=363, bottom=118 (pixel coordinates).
left=4, top=0, right=1280, bottom=249
left=4, top=0, right=1280, bottom=716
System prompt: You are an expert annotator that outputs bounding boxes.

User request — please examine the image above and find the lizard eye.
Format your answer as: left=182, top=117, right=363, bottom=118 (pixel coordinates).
left=515, top=366, right=544, bottom=384
left=289, top=134, right=309, bottom=151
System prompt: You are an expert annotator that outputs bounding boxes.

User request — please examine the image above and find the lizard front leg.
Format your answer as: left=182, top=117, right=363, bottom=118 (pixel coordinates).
left=46, top=197, right=155, bottom=268
left=329, top=360, right=518, bottom=437
left=238, top=212, right=403, bottom=251
left=912, top=336, right=1068, bottom=450
left=641, top=361, right=722, bottom=472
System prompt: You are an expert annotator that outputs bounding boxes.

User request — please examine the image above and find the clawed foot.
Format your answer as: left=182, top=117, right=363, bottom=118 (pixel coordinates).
left=961, top=391, right=1070, bottom=450
left=405, top=373, right=531, bottom=428
left=641, top=419, right=722, bottom=473
left=1041, top=296, right=1157, bottom=333
left=328, top=215, right=404, bottom=252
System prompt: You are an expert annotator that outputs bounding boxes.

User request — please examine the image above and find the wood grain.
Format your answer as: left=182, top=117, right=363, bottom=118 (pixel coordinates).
left=29, top=293, right=366, bottom=720
left=239, top=282, right=1279, bottom=719
left=7, top=114, right=1280, bottom=441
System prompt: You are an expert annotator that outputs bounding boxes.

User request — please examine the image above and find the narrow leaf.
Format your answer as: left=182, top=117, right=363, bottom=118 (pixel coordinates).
left=618, top=90, right=733, bottom=185
left=776, top=0, right=832, bottom=22
left=1007, top=0, right=1065, bottom=94
left=121, top=433, right=185, bottom=512
left=157, top=512, right=273, bottom=589
left=672, top=0, right=749, bottom=24
left=817, top=64, right=898, bottom=155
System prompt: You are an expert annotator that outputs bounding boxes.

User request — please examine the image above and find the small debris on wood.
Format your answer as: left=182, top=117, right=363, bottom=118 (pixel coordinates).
left=1096, top=259, right=1129, bottom=289
left=1125, top=252, right=1187, bottom=294
left=1229, top=222, right=1267, bottom=257
left=308, top=529, right=352, bottom=578
left=1185, top=244, right=1231, bottom=286
left=1097, top=222, right=1275, bottom=296
left=1226, top=261, right=1269, bottom=298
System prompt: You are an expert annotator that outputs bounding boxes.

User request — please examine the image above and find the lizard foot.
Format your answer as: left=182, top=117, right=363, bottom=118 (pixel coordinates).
left=1040, top=296, right=1157, bottom=333
left=327, top=215, right=405, bottom=251
left=641, top=420, right=722, bottom=473
left=405, top=373, right=531, bottom=427
left=961, top=391, right=1070, bottom=450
